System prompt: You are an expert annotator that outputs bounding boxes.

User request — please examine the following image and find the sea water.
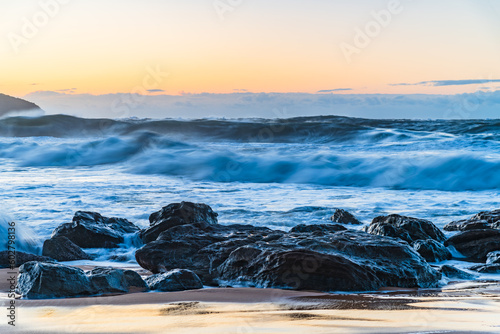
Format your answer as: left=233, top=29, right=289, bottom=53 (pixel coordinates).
left=0, top=115, right=499, bottom=276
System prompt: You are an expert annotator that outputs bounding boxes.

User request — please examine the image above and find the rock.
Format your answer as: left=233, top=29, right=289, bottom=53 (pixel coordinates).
left=87, top=267, right=147, bottom=294
left=136, top=222, right=281, bottom=283
left=16, top=262, right=94, bottom=299
left=330, top=209, right=362, bottom=225
left=444, top=209, right=500, bottom=231
left=444, top=220, right=491, bottom=231
left=468, top=264, right=500, bottom=274
left=290, top=224, right=347, bottom=234
left=217, top=230, right=441, bottom=291
left=412, top=239, right=452, bottom=262
left=220, top=248, right=382, bottom=291
left=136, top=217, right=441, bottom=292
left=444, top=229, right=500, bottom=261
left=364, top=222, right=413, bottom=243
left=42, top=236, right=91, bottom=261
left=140, top=202, right=218, bottom=243
left=486, top=251, right=500, bottom=265
left=52, top=211, right=139, bottom=248
left=0, top=251, right=53, bottom=268
left=439, top=265, right=477, bottom=280
left=365, top=214, right=445, bottom=243
left=145, top=269, right=203, bottom=291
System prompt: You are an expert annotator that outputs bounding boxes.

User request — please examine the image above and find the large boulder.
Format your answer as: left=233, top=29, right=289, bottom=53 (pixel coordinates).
left=87, top=267, right=147, bottom=294
left=444, top=209, right=500, bottom=231
left=218, top=230, right=441, bottom=291
left=330, top=209, right=362, bottom=225
left=140, top=202, right=218, bottom=243
left=365, top=214, right=446, bottom=243
left=145, top=269, right=203, bottom=291
left=51, top=211, right=139, bottom=248
left=412, top=239, right=452, bottom=262
left=219, top=248, right=382, bottom=291
left=42, top=236, right=91, bottom=261
left=0, top=251, right=53, bottom=269
left=444, top=229, right=500, bottom=261
left=16, top=262, right=94, bottom=299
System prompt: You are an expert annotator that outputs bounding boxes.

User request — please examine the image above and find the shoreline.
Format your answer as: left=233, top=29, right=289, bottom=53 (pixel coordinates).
left=2, top=268, right=500, bottom=333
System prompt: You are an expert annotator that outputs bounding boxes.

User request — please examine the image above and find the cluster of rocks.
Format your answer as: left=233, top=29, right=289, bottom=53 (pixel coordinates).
left=10, top=203, right=500, bottom=299
left=15, top=261, right=202, bottom=299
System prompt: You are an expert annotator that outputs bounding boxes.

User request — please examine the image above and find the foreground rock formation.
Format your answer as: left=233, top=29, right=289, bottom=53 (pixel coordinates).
left=135, top=203, right=442, bottom=292
left=16, top=262, right=147, bottom=299
left=51, top=211, right=140, bottom=248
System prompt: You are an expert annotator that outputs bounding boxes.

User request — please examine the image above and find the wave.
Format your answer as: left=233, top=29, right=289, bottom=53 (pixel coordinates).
left=1, top=132, right=499, bottom=191
left=1, top=114, right=500, bottom=143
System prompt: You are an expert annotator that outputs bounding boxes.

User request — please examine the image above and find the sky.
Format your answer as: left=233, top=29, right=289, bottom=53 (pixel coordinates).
left=1, top=0, right=500, bottom=118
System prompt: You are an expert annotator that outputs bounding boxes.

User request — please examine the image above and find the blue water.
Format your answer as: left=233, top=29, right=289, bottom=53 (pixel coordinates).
left=0, top=114, right=499, bottom=276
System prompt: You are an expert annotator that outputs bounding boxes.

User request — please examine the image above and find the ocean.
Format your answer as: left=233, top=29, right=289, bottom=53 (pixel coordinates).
left=1, top=114, right=499, bottom=278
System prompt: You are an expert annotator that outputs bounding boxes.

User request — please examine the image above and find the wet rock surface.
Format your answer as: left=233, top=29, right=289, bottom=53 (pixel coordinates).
left=140, top=202, right=218, bottom=243
left=87, top=267, right=147, bottom=294
left=412, top=239, right=451, bottom=263
left=444, top=209, right=500, bottom=231
left=16, top=262, right=148, bottom=299
left=439, top=265, right=478, bottom=280
left=16, top=262, right=94, bottom=299
left=365, top=214, right=446, bottom=243
left=52, top=211, right=139, bottom=248
left=135, top=206, right=442, bottom=292
left=444, top=229, right=500, bottom=261
left=330, top=209, right=362, bottom=225
left=145, top=269, right=203, bottom=291
left=42, top=236, right=91, bottom=261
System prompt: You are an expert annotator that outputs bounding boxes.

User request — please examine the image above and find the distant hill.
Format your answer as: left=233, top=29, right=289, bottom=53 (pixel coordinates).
left=0, top=93, right=42, bottom=117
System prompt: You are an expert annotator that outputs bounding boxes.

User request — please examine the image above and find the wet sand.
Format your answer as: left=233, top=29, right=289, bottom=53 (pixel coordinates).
left=1, top=268, right=500, bottom=333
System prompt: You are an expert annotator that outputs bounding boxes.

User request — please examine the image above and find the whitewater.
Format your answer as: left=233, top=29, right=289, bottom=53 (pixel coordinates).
left=0, top=114, right=499, bottom=278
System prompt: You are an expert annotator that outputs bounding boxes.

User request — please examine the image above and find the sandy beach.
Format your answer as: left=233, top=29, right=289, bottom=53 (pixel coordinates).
left=2, top=268, right=500, bottom=334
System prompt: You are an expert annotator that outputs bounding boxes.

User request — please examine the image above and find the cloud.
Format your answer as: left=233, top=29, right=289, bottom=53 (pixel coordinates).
left=23, top=90, right=500, bottom=120
left=317, top=88, right=352, bottom=93
left=147, top=89, right=165, bottom=93
left=233, top=89, right=248, bottom=92
left=392, top=79, right=500, bottom=87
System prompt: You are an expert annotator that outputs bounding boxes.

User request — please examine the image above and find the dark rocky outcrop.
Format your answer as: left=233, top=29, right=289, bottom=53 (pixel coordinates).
left=16, top=262, right=94, bottom=299
left=16, top=262, right=148, bottom=299
left=330, top=209, right=361, bottom=225
left=0, top=251, right=53, bottom=268
left=42, top=236, right=91, bottom=261
left=486, top=251, right=500, bottom=265
left=468, top=264, right=500, bottom=274
left=444, top=229, right=500, bottom=261
left=365, top=214, right=445, bottom=243
left=87, top=267, right=147, bottom=294
left=444, top=209, right=500, bottom=231
left=136, top=221, right=282, bottom=283
left=145, top=269, right=203, bottom=291
left=136, top=221, right=441, bottom=292
left=439, top=265, right=478, bottom=280
left=140, top=202, right=218, bottom=243
left=220, top=248, right=382, bottom=291
left=51, top=211, right=139, bottom=248
left=412, top=239, right=452, bottom=262
left=289, top=223, right=347, bottom=234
